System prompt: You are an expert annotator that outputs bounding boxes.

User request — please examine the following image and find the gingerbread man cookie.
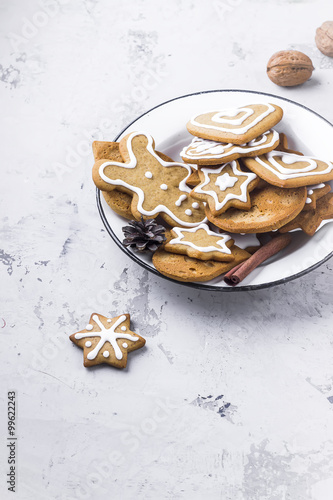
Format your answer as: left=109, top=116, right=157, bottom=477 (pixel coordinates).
left=70, top=313, right=145, bottom=368
left=191, top=160, right=259, bottom=216
left=187, top=103, right=283, bottom=144
left=92, top=132, right=207, bottom=227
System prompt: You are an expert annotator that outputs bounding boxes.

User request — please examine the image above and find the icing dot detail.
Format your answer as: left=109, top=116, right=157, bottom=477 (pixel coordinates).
left=85, top=341, right=92, bottom=347
left=185, top=209, right=192, bottom=216
left=192, top=202, right=199, bottom=209
left=103, top=351, right=110, bottom=358
left=160, top=184, right=168, bottom=190
left=122, top=342, right=128, bottom=348
left=107, top=319, right=112, bottom=323
left=121, top=326, right=126, bottom=331
left=86, top=324, right=93, bottom=331
left=145, top=171, right=153, bottom=179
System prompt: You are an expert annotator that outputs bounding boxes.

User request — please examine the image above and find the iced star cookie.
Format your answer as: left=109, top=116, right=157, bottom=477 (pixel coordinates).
left=152, top=245, right=250, bottom=282
left=206, top=184, right=307, bottom=233
left=164, top=223, right=235, bottom=262
left=303, top=183, right=331, bottom=211
left=180, top=129, right=280, bottom=165
left=191, top=160, right=259, bottom=216
left=279, top=192, right=333, bottom=236
left=70, top=313, right=145, bottom=368
left=92, top=132, right=207, bottom=227
left=243, top=151, right=333, bottom=188
left=187, top=103, right=283, bottom=145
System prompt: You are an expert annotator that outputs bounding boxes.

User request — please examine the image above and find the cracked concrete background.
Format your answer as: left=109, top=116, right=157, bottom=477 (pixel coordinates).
left=1, top=0, right=333, bottom=499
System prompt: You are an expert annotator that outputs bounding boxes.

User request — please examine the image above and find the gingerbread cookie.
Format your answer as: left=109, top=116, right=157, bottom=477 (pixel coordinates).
left=92, top=132, right=207, bottom=227
left=187, top=103, right=283, bottom=145
left=70, top=313, right=145, bottom=368
left=93, top=141, right=134, bottom=219
left=303, top=183, right=331, bottom=211
left=164, top=223, right=234, bottom=262
left=206, top=184, right=307, bottom=233
left=279, top=192, right=333, bottom=236
left=275, top=133, right=304, bottom=155
left=152, top=245, right=250, bottom=282
left=243, top=151, right=333, bottom=188
left=180, top=129, right=279, bottom=165
left=93, top=141, right=177, bottom=220
left=191, top=160, right=259, bottom=216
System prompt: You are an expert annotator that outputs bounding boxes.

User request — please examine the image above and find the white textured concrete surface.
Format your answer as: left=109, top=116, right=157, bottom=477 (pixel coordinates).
left=1, top=0, right=333, bottom=499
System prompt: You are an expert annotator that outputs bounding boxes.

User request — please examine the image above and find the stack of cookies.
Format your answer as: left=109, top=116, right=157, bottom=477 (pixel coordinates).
left=92, top=103, right=333, bottom=283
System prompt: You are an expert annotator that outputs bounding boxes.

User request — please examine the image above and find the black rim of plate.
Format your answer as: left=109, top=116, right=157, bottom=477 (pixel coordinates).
left=96, top=88, right=333, bottom=292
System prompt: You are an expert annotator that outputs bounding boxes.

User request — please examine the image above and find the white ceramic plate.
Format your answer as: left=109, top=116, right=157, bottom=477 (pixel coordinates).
left=97, top=90, right=333, bottom=291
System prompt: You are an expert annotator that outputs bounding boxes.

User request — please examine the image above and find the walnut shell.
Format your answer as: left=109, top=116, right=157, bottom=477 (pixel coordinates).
left=267, top=50, right=314, bottom=87
left=316, top=21, right=333, bottom=57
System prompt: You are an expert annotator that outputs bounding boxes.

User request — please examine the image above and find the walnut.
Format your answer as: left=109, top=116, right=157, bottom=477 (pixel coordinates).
left=316, top=21, right=333, bottom=57
left=267, top=50, right=314, bottom=87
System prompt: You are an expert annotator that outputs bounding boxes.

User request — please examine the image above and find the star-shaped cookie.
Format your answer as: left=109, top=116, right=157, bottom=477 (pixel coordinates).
left=164, top=223, right=235, bottom=262
left=190, top=160, right=259, bottom=216
left=92, top=131, right=207, bottom=227
left=70, top=313, right=145, bottom=368
left=279, top=193, right=333, bottom=236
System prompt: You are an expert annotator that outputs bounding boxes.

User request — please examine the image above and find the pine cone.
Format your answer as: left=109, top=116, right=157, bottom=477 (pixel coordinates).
left=122, top=217, right=166, bottom=252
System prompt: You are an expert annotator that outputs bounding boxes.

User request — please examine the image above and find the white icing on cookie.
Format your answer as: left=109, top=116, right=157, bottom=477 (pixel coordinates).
left=85, top=341, right=92, bottom=347
left=190, top=104, right=275, bottom=135
left=255, top=152, right=333, bottom=180
left=193, top=161, right=257, bottom=211
left=192, top=202, right=199, bottom=209
left=181, top=130, right=279, bottom=160
left=74, top=315, right=138, bottom=361
left=175, top=194, right=187, bottom=207
left=160, top=184, right=168, bottom=190
left=185, top=209, right=192, bottom=216
left=86, top=324, right=93, bottom=331
left=145, top=171, right=153, bottom=179
left=122, top=342, right=128, bottom=348
left=99, top=132, right=207, bottom=227
left=215, top=173, right=238, bottom=191
left=168, top=223, right=232, bottom=254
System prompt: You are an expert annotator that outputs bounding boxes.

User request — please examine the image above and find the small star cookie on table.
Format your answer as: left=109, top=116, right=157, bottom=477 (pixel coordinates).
left=70, top=313, right=145, bottom=368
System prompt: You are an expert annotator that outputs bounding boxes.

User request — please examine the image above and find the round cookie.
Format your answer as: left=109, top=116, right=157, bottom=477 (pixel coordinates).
left=187, top=103, right=283, bottom=145
left=206, top=184, right=307, bottom=233
left=152, top=246, right=250, bottom=283
left=180, top=129, right=280, bottom=165
left=243, top=151, right=333, bottom=188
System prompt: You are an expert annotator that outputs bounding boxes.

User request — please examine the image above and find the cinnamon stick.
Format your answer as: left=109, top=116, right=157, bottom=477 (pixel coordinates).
left=224, top=233, right=292, bottom=286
